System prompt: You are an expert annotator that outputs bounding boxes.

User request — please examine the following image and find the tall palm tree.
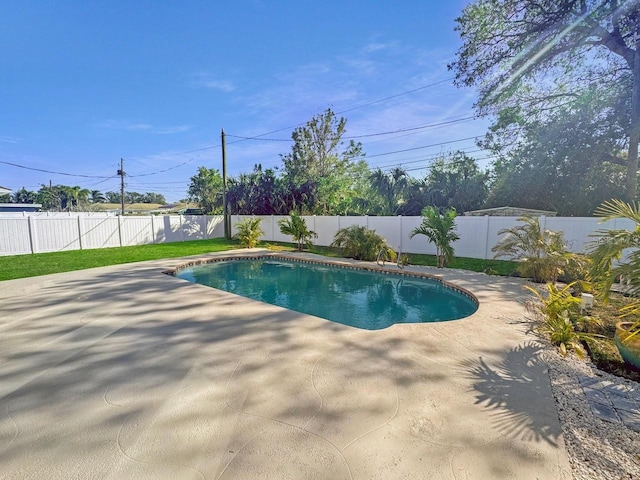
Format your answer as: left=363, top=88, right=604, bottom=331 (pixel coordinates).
left=410, top=206, right=459, bottom=268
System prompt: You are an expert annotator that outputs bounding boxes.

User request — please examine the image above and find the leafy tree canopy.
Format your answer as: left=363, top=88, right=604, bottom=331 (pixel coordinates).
left=281, top=108, right=365, bottom=214
left=450, top=0, right=640, bottom=198
left=187, top=167, right=224, bottom=214
left=424, top=152, right=489, bottom=213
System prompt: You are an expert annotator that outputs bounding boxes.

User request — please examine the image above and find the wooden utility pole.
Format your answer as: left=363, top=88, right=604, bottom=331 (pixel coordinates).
left=221, top=129, right=230, bottom=239
left=117, top=158, right=125, bottom=216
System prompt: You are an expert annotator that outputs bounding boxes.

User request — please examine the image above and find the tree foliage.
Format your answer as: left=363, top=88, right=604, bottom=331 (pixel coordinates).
left=450, top=0, right=640, bottom=199
left=485, top=86, right=628, bottom=215
left=187, top=167, right=224, bottom=214
left=368, top=167, right=410, bottom=215
left=281, top=108, right=365, bottom=214
left=424, top=152, right=489, bottom=213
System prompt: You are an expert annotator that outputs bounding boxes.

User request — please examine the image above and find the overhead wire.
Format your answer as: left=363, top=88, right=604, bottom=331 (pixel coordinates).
left=225, top=115, right=479, bottom=142
left=4, top=76, right=474, bottom=190
left=0, top=160, right=113, bottom=178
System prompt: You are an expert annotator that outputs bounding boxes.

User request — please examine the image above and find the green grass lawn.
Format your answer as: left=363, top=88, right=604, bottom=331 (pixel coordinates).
left=0, top=239, right=518, bottom=281
left=0, top=238, right=240, bottom=281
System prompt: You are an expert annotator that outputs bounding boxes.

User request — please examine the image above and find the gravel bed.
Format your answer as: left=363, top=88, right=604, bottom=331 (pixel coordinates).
left=544, top=348, right=640, bottom=479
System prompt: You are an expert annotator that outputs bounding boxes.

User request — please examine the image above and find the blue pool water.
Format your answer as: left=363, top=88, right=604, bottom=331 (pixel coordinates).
left=175, top=258, right=478, bottom=330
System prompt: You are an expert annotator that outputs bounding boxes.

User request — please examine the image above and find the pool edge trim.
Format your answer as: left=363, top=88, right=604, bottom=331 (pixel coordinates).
left=163, top=252, right=479, bottom=308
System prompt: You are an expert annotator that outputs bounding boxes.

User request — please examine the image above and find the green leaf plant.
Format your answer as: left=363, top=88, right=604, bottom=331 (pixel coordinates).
left=588, top=199, right=640, bottom=343
left=278, top=212, right=318, bottom=251
left=525, top=282, right=603, bottom=358
left=234, top=217, right=264, bottom=248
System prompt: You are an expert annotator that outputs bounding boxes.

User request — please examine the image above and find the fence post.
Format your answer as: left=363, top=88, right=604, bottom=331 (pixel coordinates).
left=484, top=215, right=491, bottom=260
left=77, top=215, right=84, bottom=250
left=398, top=215, right=403, bottom=252
left=117, top=215, right=123, bottom=247
left=27, top=216, right=37, bottom=253
left=151, top=215, right=157, bottom=242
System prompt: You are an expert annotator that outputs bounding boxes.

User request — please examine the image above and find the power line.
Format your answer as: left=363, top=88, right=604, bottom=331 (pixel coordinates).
left=0, top=160, right=112, bottom=178
left=222, top=78, right=457, bottom=144
left=336, top=78, right=454, bottom=115
left=226, top=115, right=479, bottom=142
left=403, top=154, right=497, bottom=173
left=371, top=146, right=485, bottom=170
left=2, top=78, right=464, bottom=183
left=365, top=135, right=482, bottom=159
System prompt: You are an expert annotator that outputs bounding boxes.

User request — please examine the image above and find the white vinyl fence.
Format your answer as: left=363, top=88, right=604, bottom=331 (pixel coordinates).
left=0, top=212, right=634, bottom=259
left=0, top=214, right=224, bottom=256
left=232, top=214, right=635, bottom=260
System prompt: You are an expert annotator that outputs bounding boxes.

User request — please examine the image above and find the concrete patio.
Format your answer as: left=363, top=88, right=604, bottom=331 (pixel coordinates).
left=0, top=250, right=572, bottom=479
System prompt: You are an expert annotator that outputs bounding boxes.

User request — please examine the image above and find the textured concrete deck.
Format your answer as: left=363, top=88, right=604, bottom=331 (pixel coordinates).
left=0, top=250, right=572, bottom=479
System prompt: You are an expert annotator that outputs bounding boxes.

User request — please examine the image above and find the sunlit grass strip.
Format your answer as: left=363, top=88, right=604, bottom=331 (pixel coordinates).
left=0, top=238, right=240, bottom=281
left=0, top=239, right=518, bottom=282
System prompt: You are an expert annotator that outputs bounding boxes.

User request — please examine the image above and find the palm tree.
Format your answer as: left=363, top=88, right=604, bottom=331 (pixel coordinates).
left=278, top=212, right=317, bottom=251
left=90, top=190, right=106, bottom=203
left=410, top=206, right=459, bottom=268
left=589, top=199, right=640, bottom=299
left=588, top=199, right=640, bottom=347
left=369, top=167, right=409, bottom=215
left=331, top=225, right=395, bottom=261
left=492, top=215, right=570, bottom=283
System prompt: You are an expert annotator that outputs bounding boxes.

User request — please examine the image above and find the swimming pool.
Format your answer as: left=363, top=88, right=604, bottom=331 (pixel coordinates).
left=173, top=256, right=478, bottom=330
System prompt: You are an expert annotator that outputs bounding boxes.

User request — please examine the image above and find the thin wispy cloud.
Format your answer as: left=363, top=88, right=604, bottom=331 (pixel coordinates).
left=99, top=120, right=191, bottom=135
left=191, top=74, right=236, bottom=92
left=0, top=136, right=21, bottom=144
left=154, top=125, right=191, bottom=135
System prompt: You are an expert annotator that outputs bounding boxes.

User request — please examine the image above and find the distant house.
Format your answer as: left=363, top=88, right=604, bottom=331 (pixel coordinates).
left=0, top=185, right=11, bottom=196
left=464, top=206, right=557, bottom=217
left=0, top=203, right=42, bottom=213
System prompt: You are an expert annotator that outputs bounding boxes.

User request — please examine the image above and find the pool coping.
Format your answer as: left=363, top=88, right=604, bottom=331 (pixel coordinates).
left=162, top=251, right=479, bottom=307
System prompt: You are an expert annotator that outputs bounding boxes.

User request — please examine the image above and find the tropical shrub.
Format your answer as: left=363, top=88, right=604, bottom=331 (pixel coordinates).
left=410, top=206, right=459, bottom=268
left=558, top=253, right=592, bottom=295
left=278, top=212, right=318, bottom=251
left=492, top=216, right=573, bottom=283
left=234, top=217, right=264, bottom=248
left=526, top=282, right=603, bottom=357
left=331, top=225, right=395, bottom=261
left=588, top=199, right=640, bottom=341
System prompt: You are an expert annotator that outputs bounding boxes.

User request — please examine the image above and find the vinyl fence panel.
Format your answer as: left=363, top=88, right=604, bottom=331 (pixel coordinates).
left=0, top=218, right=32, bottom=255
left=81, top=217, right=121, bottom=249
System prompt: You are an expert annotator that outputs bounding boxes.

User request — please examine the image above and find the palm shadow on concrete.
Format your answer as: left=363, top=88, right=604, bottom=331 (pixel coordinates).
left=461, top=341, right=562, bottom=447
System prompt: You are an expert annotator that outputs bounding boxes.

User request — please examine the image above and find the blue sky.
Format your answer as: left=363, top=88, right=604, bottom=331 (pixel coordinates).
left=1, top=0, right=491, bottom=202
